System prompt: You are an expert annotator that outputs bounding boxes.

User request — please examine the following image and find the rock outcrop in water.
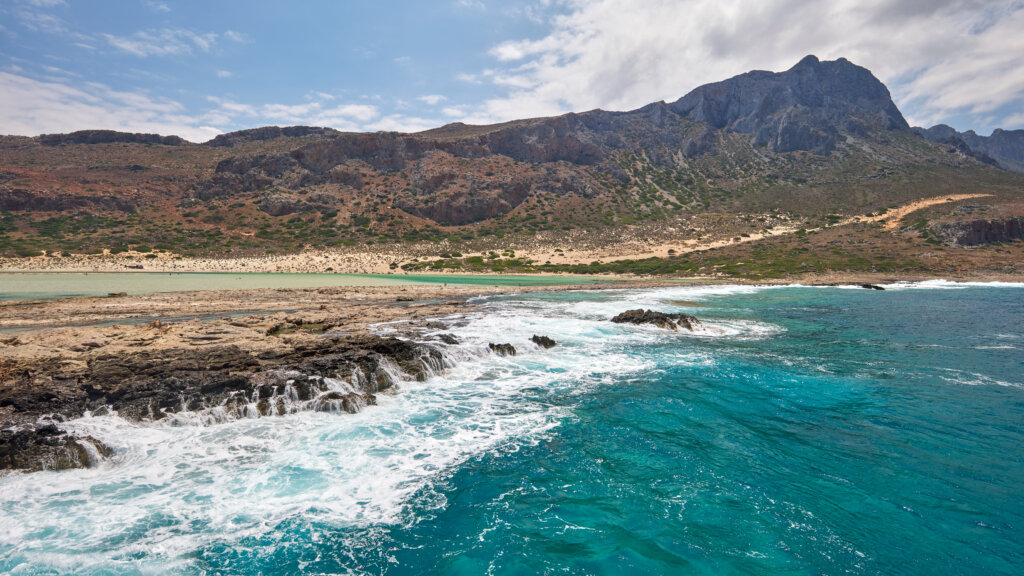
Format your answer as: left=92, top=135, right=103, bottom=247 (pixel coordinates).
left=0, top=334, right=443, bottom=472
left=611, top=309, right=701, bottom=331
left=531, top=335, right=557, bottom=348
left=488, top=343, right=517, bottom=356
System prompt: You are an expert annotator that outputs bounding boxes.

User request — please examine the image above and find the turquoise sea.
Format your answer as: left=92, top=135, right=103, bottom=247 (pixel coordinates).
left=1, top=282, right=1022, bottom=574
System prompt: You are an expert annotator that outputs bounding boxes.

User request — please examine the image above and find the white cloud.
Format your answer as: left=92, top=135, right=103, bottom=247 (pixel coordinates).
left=104, top=28, right=219, bottom=57
left=0, top=71, right=219, bottom=142
left=203, top=95, right=382, bottom=132
left=367, top=114, right=444, bottom=133
left=24, top=0, right=67, bottom=7
left=216, top=70, right=232, bottom=78
left=464, top=0, right=1024, bottom=133
left=417, top=94, right=447, bottom=105
left=223, top=30, right=248, bottom=43
left=1001, top=112, right=1024, bottom=130
left=143, top=1, right=170, bottom=13
left=455, top=72, right=482, bottom=84
left=454, top=0, right=486, bottom=10
left=18, top=10, right=66, bottom=33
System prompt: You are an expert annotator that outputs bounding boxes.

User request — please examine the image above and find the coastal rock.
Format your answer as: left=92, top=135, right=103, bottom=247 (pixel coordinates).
left=531, top=335, right=557, bottom=348
left=489, top=343, right=517, bottom=356
left=0, top=335, right=444, bottom=470
left=0, top=423, right=110, bottom=472
left=611, top=309, right=701, bottom=331
left=861, top=283, right=886, bottom=290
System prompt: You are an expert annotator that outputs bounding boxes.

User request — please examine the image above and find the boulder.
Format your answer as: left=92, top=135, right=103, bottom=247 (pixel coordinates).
left=488, top=343, right=516, bottom=356
left=531, top=335, right=557, bottom=348
left=610, top=309, right=700, bottom=331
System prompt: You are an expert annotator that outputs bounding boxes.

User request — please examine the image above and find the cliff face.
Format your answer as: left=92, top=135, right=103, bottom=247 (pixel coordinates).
left=670, top=55, right=909, bottom=154
left=931, top=218, right=1024, bottom=246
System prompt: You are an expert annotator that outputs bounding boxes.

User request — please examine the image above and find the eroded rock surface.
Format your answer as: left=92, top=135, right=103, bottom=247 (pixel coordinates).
left=610, top=309, right=701, bottom=331
left=0, top=331, right=442, bottom=472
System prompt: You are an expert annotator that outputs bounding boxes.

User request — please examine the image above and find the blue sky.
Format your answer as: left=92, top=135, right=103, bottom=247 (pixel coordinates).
left=2, top=0, right=1023, bottom=142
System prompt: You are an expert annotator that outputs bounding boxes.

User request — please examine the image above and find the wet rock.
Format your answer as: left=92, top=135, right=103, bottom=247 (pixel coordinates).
left=0, top=425, right=110, bottom=472
left=437, top=334, right=460, bottom=345
left=861, top=283, right=886, bottom=290
left=610, top=309, right=701, bottom=331
left=531, top=335, right=557, bottom=349
left=489, top=343, right=517, bottom=356
left=0, top=332, right=444, bottom=472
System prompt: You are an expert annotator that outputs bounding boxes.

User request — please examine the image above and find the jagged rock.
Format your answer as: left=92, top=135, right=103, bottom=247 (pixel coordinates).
left=610, top=309, right=701, bottom=331
left=916, top=125, right=1024, bottom=174
left=38, top=130, right=188, bottom=146
left=930, top=218, right=1024, bottom=246
left=0, top=424, right=110, bottom=472
left=0, top=189, right=137, bottom=212
left=0, top=335, right=444, bottom=471
left=670, top=55, right=909, bottom=154
left=531, top=335, right=557, bottom=348
left=861, top=283, right=886, bottom=290
left=437, top=334, right=460, bottom=345
left=205, top=126, right=342, bottom=147
left=489, top=343, right=517, bottom=356
left=258, top=193, right=305, bottom=216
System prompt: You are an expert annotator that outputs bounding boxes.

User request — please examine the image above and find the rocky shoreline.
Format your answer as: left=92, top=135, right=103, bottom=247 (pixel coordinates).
left=3, top=273, right=1018, bottom=473
left=0, top=283, right=576, bottom=473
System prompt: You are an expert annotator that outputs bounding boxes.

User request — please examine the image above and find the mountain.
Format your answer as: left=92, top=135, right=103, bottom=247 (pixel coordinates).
left=1, top=55, right=1022, bottom=277
left=179, top=55, right=925, bottom=226
left=914, top=125, right=1024, bottom=174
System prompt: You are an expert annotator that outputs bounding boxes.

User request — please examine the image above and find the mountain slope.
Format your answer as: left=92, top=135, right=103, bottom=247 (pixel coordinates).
left=1, top=56, right=1022, bottom=272
left=914, top=125, right=1024, bottom=174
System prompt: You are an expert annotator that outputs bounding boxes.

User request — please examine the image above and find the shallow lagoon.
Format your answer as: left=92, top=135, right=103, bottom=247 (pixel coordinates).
left=0, top=272, right=616, bottom=302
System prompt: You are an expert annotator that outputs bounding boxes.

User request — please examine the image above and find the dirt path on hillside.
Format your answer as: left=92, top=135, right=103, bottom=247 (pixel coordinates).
left=869, top=193, right=992, bottom=230
left=515, top=193, right=993, bottom=265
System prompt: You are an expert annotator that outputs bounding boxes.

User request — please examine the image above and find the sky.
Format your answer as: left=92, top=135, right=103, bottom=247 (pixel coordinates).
left=1, top=0, right=1023, bottom=143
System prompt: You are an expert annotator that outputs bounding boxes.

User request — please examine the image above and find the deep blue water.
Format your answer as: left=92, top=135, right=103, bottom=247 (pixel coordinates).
left=1, top=282, right=1022, bottom=575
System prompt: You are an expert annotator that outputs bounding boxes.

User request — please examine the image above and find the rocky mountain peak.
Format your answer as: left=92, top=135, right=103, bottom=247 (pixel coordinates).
left=669, top=55, right=908, bottom=154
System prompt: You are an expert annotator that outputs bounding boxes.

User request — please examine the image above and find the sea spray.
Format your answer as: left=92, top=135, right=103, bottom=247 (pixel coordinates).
left=2, top=284, right=1022, bottom=575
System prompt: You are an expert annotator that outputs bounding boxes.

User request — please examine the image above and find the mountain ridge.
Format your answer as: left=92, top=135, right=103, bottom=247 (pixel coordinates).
left=2, top=55, right=1022, bottom=278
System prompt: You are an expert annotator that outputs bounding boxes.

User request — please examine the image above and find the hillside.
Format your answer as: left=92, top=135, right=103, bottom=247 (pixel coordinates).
left=1, top=56, right=1023, bottom=277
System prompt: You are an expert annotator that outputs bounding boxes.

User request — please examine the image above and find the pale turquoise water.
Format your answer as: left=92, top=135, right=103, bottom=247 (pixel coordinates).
left=1, top=281, right=1022, bottom=574
left=0, top=272, right=613, bottom=301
